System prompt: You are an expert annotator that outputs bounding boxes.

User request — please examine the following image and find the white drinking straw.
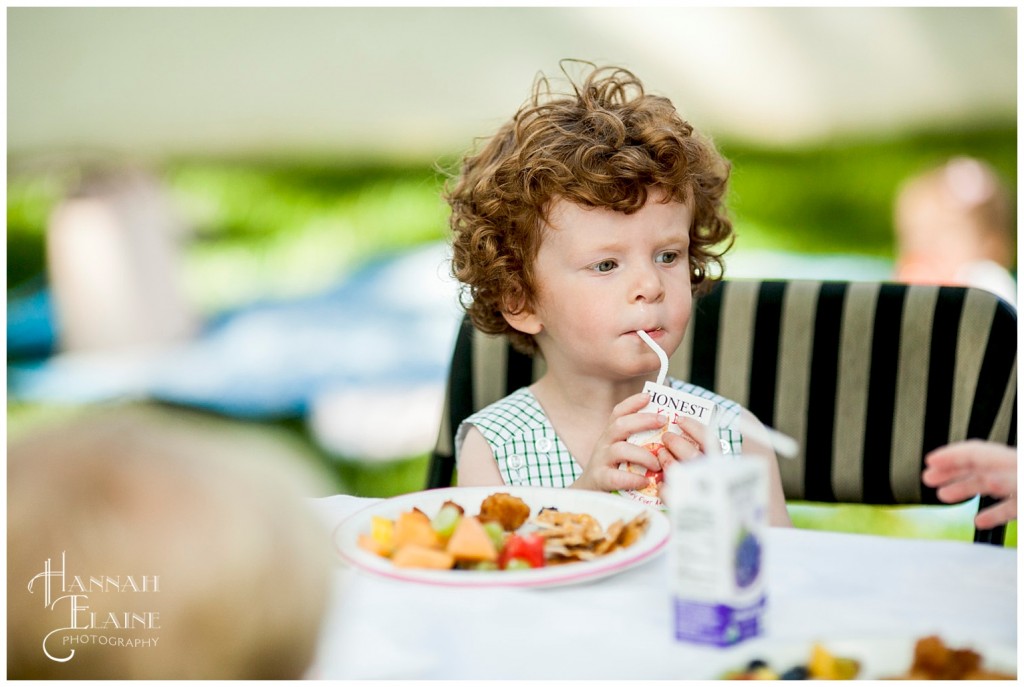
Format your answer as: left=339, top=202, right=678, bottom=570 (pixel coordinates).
left=635, top=329, right=799, bottom=460
left=736, top=417, right=800, bottom=459
left=636, top=329, right=668, bottom=386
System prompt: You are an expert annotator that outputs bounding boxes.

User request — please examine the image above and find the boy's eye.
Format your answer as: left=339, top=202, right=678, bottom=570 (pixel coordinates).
left=656, top=251, right=680, bottom=265
left=592, top=259, right=618, bottom=273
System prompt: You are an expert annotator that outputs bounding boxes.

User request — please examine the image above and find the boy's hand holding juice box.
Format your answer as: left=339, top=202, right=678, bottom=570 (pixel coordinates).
left=619, top=380, right=720, bottom=507
left=619, top=329, right=720, bottom=507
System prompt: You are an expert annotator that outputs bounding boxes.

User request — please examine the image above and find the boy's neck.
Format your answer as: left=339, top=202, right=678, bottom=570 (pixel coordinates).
left=530, top=370, right=654, bottom=467
left=532, top=372, right=648, bottom=414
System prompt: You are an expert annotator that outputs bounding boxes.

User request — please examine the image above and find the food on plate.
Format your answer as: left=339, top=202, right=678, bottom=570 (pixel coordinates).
left=356, top=492, right=650, bottom=571
left=355, top=516, right=395, bottom=556
left=445, top=515, right=498, bottom=563
left=478, top=492, right=532, bottom=531
left=391, top=544, right=454, bottom=570
left=394, top=509, right=440, bottom=550
left=498, top=533, right=546, bottom=570
left=440, top=499, right=465, bottom=516
left=721, top=635, right=1014, bottom=680
left=431, top=503, right=463, bottom=538
left=888, top=635, right=1014, bottom=680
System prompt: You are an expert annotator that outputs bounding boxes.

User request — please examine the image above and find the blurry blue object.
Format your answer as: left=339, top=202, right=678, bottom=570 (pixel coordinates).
left=7, top=245, right=904, bottom=462
left=8, top=242, right=463, bottom=419
left=7, top=283, right=57, bottom=359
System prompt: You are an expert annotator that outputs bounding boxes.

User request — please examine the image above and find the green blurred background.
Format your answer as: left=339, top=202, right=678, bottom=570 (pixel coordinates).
left=7, top=7, right=1017, bottom=545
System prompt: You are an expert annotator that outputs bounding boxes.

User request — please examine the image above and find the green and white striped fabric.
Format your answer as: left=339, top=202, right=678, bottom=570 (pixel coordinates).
left=456, top=377, right=743, bottom=488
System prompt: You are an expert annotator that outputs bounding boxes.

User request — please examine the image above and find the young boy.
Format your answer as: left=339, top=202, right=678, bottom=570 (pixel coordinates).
left=446, top=62, right=790, bottom=526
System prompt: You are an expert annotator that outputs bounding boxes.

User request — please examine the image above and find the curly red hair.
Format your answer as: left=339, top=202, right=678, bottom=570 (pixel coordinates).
left=446, top=62, right=734, bottom=355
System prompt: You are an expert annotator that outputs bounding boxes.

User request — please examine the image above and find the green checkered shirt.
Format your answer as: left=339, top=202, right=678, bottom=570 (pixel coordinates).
left=456, top=377, right=744, bottom=487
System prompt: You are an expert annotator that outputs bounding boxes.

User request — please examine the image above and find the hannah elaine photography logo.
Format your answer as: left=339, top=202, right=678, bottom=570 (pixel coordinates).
left=27, top=551, right=161, bottom=663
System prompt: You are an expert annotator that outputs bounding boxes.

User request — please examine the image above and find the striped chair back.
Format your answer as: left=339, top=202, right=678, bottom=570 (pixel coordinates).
left=428, top=279, right=1017, bottom=544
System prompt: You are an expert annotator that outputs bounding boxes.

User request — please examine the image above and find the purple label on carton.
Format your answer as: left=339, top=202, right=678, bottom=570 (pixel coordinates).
left=673, top=595, right=766, bottom=646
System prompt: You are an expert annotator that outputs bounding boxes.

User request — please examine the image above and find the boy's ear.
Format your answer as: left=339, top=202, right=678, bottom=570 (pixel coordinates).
left=501, top=303, right=543, bottom=336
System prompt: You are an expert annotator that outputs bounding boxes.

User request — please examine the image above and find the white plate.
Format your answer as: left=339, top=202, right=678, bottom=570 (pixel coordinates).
left=333, top=486, right=670, bottom=587
left=719, top=637, right=1017, bottom=679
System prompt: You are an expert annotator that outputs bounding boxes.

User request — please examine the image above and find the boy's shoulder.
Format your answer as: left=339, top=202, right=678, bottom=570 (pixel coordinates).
left=462, top=386, right=550, bottom=443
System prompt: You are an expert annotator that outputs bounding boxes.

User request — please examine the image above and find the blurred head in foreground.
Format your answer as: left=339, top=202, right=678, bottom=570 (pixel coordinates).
left=8, top=406, right=334, bottom=679
left=894, top=156, right=1016, bottom=303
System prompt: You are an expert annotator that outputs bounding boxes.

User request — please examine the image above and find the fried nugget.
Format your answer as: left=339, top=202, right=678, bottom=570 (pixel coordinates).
left=901, top=636, right=1011, bottom=680
left=478, top=492, right=531, bottom=531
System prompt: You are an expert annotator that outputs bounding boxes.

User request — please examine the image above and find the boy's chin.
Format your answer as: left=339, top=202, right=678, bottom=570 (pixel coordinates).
left=615, top=362, right=663, bottom=381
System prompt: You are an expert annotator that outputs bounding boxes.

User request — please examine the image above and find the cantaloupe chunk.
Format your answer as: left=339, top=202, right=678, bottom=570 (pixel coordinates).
left=394, top=510, right=441, bottom=550
left=391, top=544, right=455, bottom=569
left=357, top=533, right=391, bottom=557
left=445, top=516, right=498, bottom=562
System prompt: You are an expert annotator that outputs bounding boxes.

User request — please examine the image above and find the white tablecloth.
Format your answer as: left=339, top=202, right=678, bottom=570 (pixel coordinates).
left=306, top=494, right=1016, bottom=680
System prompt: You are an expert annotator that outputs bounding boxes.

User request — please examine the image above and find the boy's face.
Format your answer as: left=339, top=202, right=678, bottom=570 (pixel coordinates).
left=506, top=188, right=693, bottom=382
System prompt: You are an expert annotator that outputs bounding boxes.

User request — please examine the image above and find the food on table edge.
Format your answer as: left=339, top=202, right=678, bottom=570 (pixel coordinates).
left=356, top=492, right=650, bottom=571
left=720, top=636, right=1014, bottom=680
left=893, top=635, right=1015, bottom=680
left=722, top=643, right=860, bottom=680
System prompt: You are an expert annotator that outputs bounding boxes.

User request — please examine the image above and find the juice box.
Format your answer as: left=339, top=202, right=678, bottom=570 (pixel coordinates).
left=619, top=381, right=720, bottom=507
left=664, top=456, right=768, bottom=646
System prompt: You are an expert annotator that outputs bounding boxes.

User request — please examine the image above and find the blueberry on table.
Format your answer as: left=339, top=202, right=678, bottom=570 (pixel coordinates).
left=780, top=665, right=810, bottom=680
left=746, top=659, right=768, bottom=671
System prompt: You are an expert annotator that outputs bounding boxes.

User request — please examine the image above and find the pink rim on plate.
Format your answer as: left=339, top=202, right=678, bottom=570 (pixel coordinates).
left=332, top=486, right=670, bottom=588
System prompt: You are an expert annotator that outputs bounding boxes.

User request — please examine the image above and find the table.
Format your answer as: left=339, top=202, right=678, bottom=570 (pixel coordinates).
left=306, top=494, right=1016, bottom=680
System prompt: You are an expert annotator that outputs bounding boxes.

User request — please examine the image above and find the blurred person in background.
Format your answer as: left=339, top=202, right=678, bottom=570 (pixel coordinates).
left=8, top=406, right=335, bottom=679
left=898, top=158, right=1018, bottom=535
left=893, top=156, right=1016, bottom=305
left=46, top=164, right=198, bottom=352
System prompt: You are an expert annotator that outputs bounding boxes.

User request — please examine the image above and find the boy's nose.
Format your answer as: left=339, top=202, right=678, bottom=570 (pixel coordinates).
left=631, top=265, right=665, bottom=303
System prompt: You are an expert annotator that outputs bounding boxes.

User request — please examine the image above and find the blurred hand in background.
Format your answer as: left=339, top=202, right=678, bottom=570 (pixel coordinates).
left=922, top=440, right=1017, bottom=530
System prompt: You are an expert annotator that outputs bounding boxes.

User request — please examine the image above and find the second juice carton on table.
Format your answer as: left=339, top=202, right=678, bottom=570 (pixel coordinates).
left=664, top=456, right=768, bottom=646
